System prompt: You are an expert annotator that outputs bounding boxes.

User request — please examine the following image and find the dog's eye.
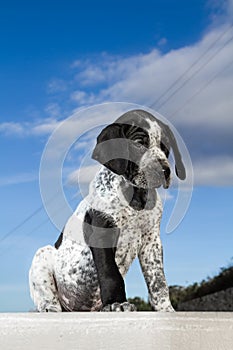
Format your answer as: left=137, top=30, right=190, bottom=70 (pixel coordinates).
left=135, top=139, right=143, bottom=145
left=134, top=137, right=149, bottom=148
left=133, top=139, right=145, bottom=148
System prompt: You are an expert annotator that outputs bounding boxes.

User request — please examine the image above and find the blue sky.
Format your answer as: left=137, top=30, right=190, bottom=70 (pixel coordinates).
left=0, top=0, right=233, bottom=312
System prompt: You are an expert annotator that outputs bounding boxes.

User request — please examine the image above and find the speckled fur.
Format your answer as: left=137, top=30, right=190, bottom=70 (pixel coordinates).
left=29, top=111, right=174, bottom=312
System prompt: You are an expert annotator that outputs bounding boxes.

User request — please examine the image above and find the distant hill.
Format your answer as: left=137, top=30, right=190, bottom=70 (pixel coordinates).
left=169, top=263, right=233, bottom=310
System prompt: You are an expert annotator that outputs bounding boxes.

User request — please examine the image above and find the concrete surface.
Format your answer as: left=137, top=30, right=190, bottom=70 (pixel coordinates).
left=0, top=312, right=233, bottom=350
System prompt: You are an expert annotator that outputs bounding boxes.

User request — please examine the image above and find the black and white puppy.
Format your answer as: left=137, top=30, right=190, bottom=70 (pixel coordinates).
left=29, top=109, right=186, bottom=312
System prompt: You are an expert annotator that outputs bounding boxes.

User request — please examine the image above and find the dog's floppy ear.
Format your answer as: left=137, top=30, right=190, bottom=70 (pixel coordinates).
left=159, top=122, right=186, bottom=180
left=92, top=123, right=129, bottom=175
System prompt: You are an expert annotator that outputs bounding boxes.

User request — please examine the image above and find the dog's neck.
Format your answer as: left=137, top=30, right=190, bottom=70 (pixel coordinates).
left=97, top=167, right=157, bottom=211
left=120, top=179, right=157, bottom=211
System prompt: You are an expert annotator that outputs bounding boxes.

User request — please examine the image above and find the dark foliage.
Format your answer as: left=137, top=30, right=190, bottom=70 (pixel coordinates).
left=127, top=297, right=152, bottom=311
left=169, top=262, right=233, bottom=309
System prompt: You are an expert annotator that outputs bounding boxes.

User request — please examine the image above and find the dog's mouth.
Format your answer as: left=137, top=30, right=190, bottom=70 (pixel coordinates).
left=123, top=159, right=171, bottom=189
left=131, top=168, right=171, bottom=189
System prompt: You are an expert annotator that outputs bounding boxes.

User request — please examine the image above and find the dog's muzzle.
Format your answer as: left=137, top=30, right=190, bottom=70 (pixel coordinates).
left=146, top=163, right=171, bottom=189
left=162, top=165, right=171, bottom=189
left=132, top=160, right=171, bottom=189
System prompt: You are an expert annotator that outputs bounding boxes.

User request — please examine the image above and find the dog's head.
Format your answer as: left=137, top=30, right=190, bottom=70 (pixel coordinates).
left=92, top=109, right=186, bottom=189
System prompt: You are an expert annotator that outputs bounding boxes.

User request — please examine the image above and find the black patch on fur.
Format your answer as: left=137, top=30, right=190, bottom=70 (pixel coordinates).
left=115, top=110, right=151, bottom=131
left=83, top=209, right=120, bottom=249
left=54, top=231, right=63, bottom=249
left=121, top=183, right=157, bottom=211
left=92, top=115, right=150, bottom=180
left=83, top=209, right=126, bottom=307
left=155, top=119, right=186, bottom=180
left=92, top=123, right=129, bottom=175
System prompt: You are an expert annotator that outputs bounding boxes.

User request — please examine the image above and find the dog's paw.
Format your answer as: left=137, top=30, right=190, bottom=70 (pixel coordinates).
left=101, top=302, right=137, bottom=312
left=166, top=305, right=175, bottom=312
left=39, top=304, right=61, bottom=312
left=45, top=305, right=61, bottom=312
left=153, top=303, right=175, bottom=312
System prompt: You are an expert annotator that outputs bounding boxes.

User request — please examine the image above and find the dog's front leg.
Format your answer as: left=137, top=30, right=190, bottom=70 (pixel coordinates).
left=91, top=247, right=127, bottom=309
left=83, top=209, right=136, bottom=311
left=138, top=238, right=174, bottom=312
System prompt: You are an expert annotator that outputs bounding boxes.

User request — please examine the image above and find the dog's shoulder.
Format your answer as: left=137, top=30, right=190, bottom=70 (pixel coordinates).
left=62, top=166, right=123, bottom=244
left=92, top=166, right=121, bottom=197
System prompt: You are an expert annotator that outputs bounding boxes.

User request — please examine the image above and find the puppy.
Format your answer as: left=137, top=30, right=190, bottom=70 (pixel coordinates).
left=29, top=109, right=185, bottom=312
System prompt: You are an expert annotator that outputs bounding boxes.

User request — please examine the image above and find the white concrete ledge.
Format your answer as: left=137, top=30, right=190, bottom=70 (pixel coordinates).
left=1, top=312, right=233, bottom=350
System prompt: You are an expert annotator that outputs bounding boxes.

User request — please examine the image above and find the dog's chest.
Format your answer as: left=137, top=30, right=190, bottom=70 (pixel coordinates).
left=65, top=167, right=162, bottom=250
left=60, top=167, right=162, bottom=274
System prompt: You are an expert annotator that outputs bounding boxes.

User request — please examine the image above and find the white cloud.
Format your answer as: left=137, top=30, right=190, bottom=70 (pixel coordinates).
left=209, top=0, right=233, bottom=23
left=75, top=66, right=106, bottom=87
left=44, top=103, right=61, bottom=118
left=193, top=156, right=233, bottom=186
left=0, top=122, right=25, bottom=136
left=0, top=118, right=62, bottom=137
left=32, top=119, right=62, bottom=135
left=157, top=37, right=167, bottom=47
left=67, top=164, right=101, bottom=185
left=0, top=172, right=38, bottom=187
left=47, top=79, right=67, bottom=94
left=72, top=50, right=161, bottom=93
left=70, top=90, right=97, bottom=105
left=67, top=23, right=233, bottom=134
left=227, top=0, right=233, bottom=18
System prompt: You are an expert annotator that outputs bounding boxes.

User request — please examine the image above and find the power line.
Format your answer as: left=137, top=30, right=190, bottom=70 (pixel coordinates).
left=0, top=221, right=49, bottom=258
left=155, top=32, right=233, bottom=110
left=0, top=194, right=80, bottom=257
left=150, top=24, right=233, bottom=109
left=170, top=57, right=233, bottom=117
left=0, top=187, right=82, bottom=244
left=0, top=205, right=44, bottom=244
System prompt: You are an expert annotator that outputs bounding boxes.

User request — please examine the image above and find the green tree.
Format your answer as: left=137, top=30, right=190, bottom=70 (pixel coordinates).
left=128, top=297, right=152, bottom=311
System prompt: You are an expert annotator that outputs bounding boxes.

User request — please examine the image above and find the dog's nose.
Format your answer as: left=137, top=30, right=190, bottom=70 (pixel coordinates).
left=163, top=165, right=171, bottom=180
left=162, top=165, right=171, bottom=189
